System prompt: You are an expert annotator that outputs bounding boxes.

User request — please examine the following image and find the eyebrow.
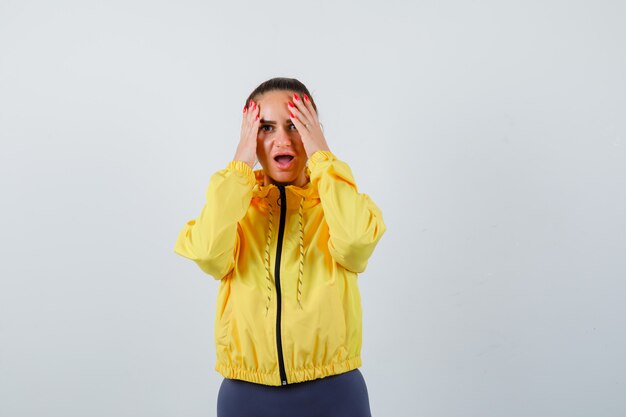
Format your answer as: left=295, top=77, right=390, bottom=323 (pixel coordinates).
left=259, top=119, right=293, bottom=124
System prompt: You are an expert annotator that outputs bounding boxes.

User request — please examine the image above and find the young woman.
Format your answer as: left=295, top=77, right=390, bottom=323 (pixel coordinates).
left=174, top=77, right=386, bottom=417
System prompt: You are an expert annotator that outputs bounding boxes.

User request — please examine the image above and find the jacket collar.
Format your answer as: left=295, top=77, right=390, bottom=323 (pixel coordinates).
left=252, top=165, right=319, bottom=200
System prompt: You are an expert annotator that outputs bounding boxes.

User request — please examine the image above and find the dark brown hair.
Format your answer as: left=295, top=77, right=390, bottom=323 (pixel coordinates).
left=244, top=77, right=319, bottom=115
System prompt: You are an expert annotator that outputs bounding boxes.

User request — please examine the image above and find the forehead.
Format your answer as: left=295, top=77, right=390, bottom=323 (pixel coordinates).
left=256, top=90, right=294, bottom=107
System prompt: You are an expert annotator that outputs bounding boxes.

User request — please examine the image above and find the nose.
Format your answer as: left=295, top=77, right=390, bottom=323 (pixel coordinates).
left=274, top=126, right=294, bottom=148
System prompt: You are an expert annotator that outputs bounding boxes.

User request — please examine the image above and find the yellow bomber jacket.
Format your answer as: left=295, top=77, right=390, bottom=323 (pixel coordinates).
left=173, top=150, right=386, bottom=386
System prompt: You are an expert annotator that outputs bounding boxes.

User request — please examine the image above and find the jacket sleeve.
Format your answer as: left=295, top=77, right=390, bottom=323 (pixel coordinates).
left=173, top=160, right=256, bottom=280
left=307, top=150, right=386, bottom=273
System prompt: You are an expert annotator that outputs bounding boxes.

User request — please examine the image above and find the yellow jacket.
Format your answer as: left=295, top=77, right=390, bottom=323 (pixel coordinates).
left=174, top=150, right=386, bottom=386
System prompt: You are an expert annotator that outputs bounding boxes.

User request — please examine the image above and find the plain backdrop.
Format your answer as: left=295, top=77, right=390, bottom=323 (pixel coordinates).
left=1, top=1, right=625, bottom=416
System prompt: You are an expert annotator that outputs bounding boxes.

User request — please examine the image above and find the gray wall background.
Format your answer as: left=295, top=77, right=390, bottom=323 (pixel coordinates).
left=1, top=0, right=625, bottom=416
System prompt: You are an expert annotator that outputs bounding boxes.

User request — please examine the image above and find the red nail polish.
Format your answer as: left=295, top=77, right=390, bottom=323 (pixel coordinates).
left=249, top=99, right=253, bottom=107
left=290, top=112, right=295, bottom=118
left=243, top=105, right=247, bottom=113
left=253, top=103, right=257, bottom=110
left=288, top=102, right=294, bottom=108
left=256, top=115, right=259, bottom=120
left=293, top=93, right=299, bottom=101
left=304, top=94, right=309, bottom=102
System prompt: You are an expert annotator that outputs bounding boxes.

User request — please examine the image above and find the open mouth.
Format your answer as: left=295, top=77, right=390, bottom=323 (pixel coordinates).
left=274, top=155, right=295, bottom=169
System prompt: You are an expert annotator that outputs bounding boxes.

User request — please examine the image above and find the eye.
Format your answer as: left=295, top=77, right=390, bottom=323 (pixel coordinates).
left=260, top=125, right=273, bottom=132
left=289, top=123, right=297, bottom=130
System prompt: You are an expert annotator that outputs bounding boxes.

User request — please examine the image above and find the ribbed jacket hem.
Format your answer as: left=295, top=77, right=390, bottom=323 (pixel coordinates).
left=215, top=355, right=362, bottom=386
left=307, top=150, right=336, bottom=172
left=227, top=160, right=256, bottom=186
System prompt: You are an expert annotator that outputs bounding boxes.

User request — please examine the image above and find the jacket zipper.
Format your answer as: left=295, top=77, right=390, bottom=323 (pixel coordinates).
left=274, top=184, right=288, bottom=385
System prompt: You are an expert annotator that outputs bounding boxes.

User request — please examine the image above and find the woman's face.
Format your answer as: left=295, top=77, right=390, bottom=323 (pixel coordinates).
left=255, top=90, right=309, bottom=187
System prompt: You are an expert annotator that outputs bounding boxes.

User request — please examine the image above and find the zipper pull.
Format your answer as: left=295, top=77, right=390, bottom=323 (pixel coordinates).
left=277, top=184, right=285, bottom=207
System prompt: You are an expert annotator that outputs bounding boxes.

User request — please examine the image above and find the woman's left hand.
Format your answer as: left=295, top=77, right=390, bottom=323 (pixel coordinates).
left=288, top=93, right=331, bottom=158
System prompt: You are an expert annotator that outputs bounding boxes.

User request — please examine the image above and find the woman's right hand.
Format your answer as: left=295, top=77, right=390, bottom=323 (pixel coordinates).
left=233, top=99, right=260, bottom=169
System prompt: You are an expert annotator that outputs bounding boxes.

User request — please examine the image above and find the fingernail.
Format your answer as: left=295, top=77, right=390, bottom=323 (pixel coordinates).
left=253, top=103, right=257, bottom=110
left=249, top=99, right=253, bottom=107
left=288, top=102, right=294, bottom=108
left=256, top=115, right=259, bottom=120
left=243, top=105, right=247, bottom=113
left=290, top=112, right=295, bottom=118
left=304, top=94, right=309, bottom=102
left=293, top=93, right=299, bottom=101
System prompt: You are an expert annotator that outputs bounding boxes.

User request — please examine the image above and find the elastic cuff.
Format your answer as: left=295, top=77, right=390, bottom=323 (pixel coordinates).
left=307, top=150, right=336, bottom=171
left=227, top=160, right=256, bottom=185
